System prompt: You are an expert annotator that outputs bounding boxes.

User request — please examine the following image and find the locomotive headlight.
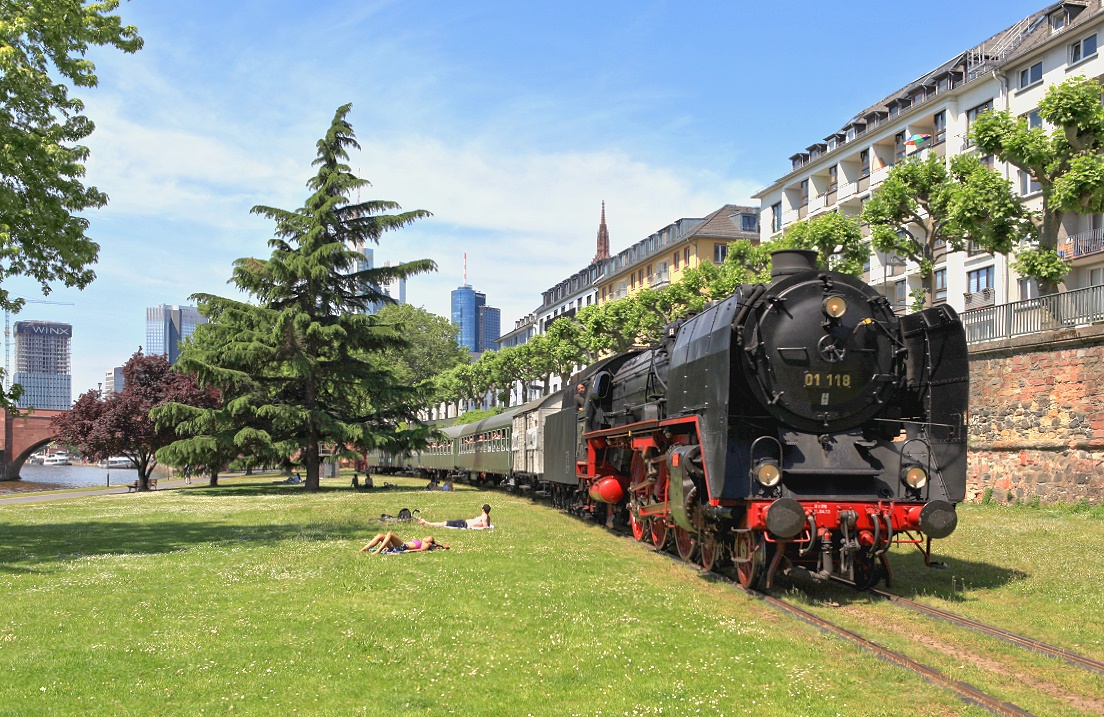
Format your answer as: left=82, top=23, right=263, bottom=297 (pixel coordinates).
left=904, top=466, right=928, bottom=489
left=755, top=461, right=782, bottom=487
left=823, top=295, right=848, bottom=319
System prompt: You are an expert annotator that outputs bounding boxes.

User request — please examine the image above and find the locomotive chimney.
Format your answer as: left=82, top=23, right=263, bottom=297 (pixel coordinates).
left=770, top=249, right=818, bottom=279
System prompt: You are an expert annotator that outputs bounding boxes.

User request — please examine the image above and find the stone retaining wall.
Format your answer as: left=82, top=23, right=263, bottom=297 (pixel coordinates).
left=967, top=324, right=1104, bottom=504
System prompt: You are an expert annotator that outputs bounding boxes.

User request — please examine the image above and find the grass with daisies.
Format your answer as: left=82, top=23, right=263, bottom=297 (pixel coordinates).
left=1, top=473, right=1101, bottom=716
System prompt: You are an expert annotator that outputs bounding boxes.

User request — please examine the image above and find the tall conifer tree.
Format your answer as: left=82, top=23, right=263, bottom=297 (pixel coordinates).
left=161, top=105, right=435, bottom=490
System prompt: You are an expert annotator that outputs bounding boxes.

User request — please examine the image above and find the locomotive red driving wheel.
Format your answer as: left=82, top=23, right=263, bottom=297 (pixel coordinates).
left=699, top=532, right=720, bottom=572
left=650, top=517, right=668, bottom=550
left=734, top=528, right=765, bottom=590
left=673, top=525, right=697, bottom=562
left=629, top=509, right=648, bottom=542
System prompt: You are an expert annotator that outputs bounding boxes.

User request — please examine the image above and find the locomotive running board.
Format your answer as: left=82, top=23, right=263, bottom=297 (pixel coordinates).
left=582, top=420, right=660, bottom=439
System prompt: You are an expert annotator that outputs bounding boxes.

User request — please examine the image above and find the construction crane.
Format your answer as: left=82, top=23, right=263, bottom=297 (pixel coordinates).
left=4, top=300, right=75, bottom=390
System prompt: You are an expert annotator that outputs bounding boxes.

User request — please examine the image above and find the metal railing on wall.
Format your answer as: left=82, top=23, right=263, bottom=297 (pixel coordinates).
left=961, top=285, right=1104, bottom=344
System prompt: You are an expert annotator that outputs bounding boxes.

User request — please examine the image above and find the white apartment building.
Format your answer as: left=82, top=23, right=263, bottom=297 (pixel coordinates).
left=754, top=1, right=1104, bottom=319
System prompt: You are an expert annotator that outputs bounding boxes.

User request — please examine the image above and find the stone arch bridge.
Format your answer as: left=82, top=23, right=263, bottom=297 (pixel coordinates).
left=1, top=409, right=66, bottom=481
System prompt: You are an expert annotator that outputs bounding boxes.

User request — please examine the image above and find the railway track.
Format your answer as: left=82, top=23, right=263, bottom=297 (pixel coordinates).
left=632, top=540, right=1041, bottom=717
left=865, top=586, right=1104, bottom=677
left=753, top=589, right=1039, bottom=717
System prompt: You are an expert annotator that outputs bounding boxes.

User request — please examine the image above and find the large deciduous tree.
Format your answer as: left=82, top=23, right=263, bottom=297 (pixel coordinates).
left=165, top=105, right=435, bottom=491
left=373, top=303, right=468, bottom=386
left=971, top=75, right=1104, bottom=293
left=780, top=212, right=867, bottom=276
left=52, top=352, right=219, bottom=491
left=861, top=153, right=1030, bottom=309
left=0, top=1, right=142, bottom=408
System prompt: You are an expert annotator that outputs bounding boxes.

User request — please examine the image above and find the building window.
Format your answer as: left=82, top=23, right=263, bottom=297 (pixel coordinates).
left=1019, top=61, right=1043, bottom=89
left=741, top=214, right=757, bottom=232
left=1070, top=33, right=1097, bottom=64
left=800, top=179, right=809, bottom=207
left=828, top=164, right=838, bottom=192
left=860, top=149, right=871, bottom=178
left=771, top=202, right=782, bottom=232
left=673, top=251, right=680, bottom=271
left=934, top=268, right=947, bottom=302
left=630, top=273, right=636, bottom=289
left=1025, top=109, right=1042, bottom=129
left=894, top=280, right=907, bottom=310
left=1052, top=9, right=1068, bottom=31
left=684, top=247, right=691, bottom=266
left=646, top=264, right=652, bottom=283
left=967, top=100, right=993, bottom=131
left=968, top=266, right=994, bottom=294
left=714, top=243, right=728, bottom=264
left=895, top=131, right=906, bottom=162
left=1018, top=278, right=1039, bottom=300
left=1090, top=267, right=1103, bottom=286
left=1019, top=170, right=1042, bottom=195
left=933, top=110, right=947, bottom=143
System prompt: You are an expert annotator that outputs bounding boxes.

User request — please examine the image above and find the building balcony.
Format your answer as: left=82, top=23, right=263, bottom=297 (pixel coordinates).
left=649, top=270, right=670, bottom=289
left=963, top=287, right=995, bottom=310
left=962, top=284, right=1104, bottom=344
left=1060, top=228, right=1104, bottom=261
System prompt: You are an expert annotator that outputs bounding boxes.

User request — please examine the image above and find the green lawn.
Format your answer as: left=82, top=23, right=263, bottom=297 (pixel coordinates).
left=2, top=476, right=1078, bottom=716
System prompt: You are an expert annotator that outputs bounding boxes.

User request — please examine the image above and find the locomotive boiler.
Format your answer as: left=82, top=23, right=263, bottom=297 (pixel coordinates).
left=544, top=249, right=968, bottom=589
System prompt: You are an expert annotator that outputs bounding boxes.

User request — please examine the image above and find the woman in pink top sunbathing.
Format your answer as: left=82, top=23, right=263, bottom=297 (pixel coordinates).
left=358, top=532, right=449, bottom=554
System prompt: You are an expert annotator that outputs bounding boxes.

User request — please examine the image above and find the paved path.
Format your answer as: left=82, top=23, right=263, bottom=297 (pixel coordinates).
left=0, top=478, right=209, bottom=505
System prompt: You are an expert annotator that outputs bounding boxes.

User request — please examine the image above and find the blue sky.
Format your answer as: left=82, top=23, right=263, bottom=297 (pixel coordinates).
left=8, top=0, right=1048, bottom=395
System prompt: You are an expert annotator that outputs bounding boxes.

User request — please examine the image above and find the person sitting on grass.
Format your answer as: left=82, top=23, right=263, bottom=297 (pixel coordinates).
left=357, top=532, right=449, bottom=554
left=417, top=503, right=491, bottom=529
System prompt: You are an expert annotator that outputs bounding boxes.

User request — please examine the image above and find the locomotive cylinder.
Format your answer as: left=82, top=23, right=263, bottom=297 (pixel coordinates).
left=588, top=476, right=626, bottom=504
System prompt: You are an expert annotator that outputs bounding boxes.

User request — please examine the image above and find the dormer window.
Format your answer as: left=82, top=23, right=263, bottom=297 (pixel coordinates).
left=1052, top=9, right=1068, bottom=31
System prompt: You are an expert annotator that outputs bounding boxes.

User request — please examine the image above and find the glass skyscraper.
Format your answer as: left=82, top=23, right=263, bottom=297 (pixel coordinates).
left=146, top=305, right=206, bottom=365
left=451, top=285, right=501, bottom=353
left=13, top=321, right=72, bottom=410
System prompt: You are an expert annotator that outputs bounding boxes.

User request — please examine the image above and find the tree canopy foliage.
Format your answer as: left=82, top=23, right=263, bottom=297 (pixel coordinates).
left=163, top=105, right=436, bottom=490
left=0, top=0, right=142, bottom=408
left=52, top=352, right=218, bottom=490
left=861, top=153, right=1030, bottom=309
left=971, top=75, right=1104, bottom=292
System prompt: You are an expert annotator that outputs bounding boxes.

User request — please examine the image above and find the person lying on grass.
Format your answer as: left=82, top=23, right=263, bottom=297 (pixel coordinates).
left=358, top=532, right=449, bottom=554
left=417, top=503, right=492, bottom=529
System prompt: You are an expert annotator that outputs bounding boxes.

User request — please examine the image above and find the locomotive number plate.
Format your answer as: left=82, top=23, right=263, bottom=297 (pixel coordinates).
left=803, top=372, right=855, bottom=406
left=803, top=372, right=852, bottom=388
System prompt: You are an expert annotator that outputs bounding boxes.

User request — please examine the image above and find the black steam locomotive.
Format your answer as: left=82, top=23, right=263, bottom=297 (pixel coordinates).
left=368, top=249, right=968, bottom=590
left=542, top=249, right=968, bottom=589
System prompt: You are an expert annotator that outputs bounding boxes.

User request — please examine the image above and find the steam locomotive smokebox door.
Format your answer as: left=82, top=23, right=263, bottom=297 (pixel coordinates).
left=544, top=407, right=580, bottom=485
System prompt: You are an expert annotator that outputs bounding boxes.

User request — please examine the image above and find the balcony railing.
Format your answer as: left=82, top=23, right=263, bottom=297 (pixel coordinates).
left=1060, top=228, right=1104, bottom=259
left=961, top=284, right=1104, bottom=344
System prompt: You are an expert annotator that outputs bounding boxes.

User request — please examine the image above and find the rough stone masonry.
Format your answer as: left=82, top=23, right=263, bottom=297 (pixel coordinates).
left=967, top=324, right=1104, bottom=504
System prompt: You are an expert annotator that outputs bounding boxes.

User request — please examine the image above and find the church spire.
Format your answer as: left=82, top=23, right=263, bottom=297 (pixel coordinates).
left=592, top=201, right=610, bottom=264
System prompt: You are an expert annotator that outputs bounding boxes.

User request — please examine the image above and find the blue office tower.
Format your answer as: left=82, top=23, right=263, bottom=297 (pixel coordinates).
left=451, top=285, right=483, bottom=352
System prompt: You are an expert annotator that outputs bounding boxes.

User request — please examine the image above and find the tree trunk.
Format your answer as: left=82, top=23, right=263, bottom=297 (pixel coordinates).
left=208, top=470, right=219, bottom=487
left=304, top=441, right=320, bottom=491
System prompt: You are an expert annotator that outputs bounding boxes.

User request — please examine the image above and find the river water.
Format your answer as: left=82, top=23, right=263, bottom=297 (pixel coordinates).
left=0, top=464, right=141, bottom=494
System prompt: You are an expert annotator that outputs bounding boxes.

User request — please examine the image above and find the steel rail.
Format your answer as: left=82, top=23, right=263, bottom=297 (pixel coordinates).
left=867, top=587, right=1104, bottom=677
left=755, top=591, right=1038, bottom=717
left=637, top=544, right=1040, bottom=717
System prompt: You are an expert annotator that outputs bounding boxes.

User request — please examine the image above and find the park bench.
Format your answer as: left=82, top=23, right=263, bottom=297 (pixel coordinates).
left=125, top=478, right=158, bottom=492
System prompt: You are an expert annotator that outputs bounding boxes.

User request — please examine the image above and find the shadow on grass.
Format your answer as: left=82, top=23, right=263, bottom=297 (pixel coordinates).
left=0, top=514, right=365, bottom=575
left=752, top=548, right=1028, bottom=606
